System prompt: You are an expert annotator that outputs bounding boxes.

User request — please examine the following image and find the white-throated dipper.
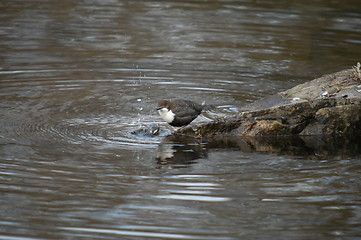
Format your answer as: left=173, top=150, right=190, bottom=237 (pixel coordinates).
left=157, top=99, right=211, bottom=127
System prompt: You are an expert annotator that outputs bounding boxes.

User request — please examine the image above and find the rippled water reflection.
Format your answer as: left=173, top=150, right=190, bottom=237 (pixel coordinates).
left=1, top=0, right=361, bottom=239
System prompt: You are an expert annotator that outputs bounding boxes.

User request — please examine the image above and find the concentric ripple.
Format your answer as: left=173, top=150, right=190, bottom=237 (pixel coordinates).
left=0, top=110, right=167, bottom=152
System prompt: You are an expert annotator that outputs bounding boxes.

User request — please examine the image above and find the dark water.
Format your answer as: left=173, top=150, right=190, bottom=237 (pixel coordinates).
left=1, top=0, right=361, bottom=239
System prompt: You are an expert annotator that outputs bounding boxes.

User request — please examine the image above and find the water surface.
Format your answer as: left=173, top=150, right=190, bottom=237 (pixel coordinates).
left=1, top=0, right=361, bottom=239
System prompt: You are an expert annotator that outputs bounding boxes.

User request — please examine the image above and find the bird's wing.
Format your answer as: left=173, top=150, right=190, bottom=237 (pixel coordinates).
left=171, top=106, right=200, bottom=118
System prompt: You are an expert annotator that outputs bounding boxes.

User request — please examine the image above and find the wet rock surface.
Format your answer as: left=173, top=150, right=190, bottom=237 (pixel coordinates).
left=176, top=67, right=361, bottom=137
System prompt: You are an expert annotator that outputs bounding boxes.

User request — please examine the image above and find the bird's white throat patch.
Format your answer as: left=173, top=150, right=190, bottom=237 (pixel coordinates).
left=158, top=108, right=175, bottom=123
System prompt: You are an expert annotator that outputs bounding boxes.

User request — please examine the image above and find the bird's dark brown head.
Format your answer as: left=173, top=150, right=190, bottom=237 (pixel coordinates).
left=157, top=100, right=173, bottom=110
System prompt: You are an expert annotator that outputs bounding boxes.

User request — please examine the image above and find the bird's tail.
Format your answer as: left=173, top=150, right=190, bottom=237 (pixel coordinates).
left=201, top=102, right=215, bottom=111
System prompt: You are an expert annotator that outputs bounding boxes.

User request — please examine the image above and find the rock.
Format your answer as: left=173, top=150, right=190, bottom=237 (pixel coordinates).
left=300, top=104, right=361, bottom=135
left=175, top=67, right=361, bottom=137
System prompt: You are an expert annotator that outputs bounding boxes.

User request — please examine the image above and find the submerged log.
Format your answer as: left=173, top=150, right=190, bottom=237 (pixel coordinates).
left=176, top=67, right=361, bottom=137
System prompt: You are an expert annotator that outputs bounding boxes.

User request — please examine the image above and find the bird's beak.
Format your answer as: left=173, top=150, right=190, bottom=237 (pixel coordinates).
left=156, top=106, right=163, bottom=111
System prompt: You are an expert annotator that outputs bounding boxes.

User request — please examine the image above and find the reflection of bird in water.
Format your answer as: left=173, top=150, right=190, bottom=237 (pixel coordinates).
left=157, top=99, right=212, bottom=127
left=156, top=139, right=207, bottom=168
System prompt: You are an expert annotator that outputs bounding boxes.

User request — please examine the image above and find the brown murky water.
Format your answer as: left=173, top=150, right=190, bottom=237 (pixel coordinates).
left=1, top=1, right=361, bottom=239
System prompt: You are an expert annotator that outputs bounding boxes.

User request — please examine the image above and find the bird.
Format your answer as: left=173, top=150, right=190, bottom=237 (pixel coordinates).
left=157, top=99, right=212, bottom=127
